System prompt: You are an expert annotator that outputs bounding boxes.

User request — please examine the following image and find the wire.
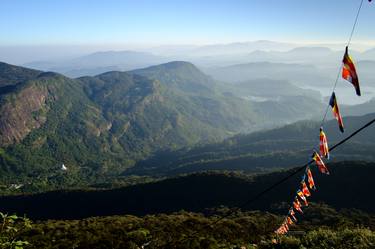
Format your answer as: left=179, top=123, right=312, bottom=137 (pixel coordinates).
left=347, top=0, right=365, bottom=48
left=320, top=0, right=364, bottom=127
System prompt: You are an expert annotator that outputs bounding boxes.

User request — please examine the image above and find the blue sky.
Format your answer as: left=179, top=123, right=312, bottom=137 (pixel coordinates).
left=1, top=0, right=374, bottom=46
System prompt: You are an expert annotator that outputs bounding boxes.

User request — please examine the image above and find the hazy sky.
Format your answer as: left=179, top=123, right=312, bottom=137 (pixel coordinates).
left=1, top=0, right=375, bottom=46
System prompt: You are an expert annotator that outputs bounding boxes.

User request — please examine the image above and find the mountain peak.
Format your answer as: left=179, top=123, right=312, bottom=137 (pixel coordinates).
left=131, top=61, right=215, bottom=94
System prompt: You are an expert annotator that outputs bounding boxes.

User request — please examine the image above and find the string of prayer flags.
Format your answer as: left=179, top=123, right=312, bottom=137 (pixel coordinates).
left=275, top=1, right=370, bottom=235
left=329, top=92, right=344, bottom=133
left=342, top=46, right=361, bottom=96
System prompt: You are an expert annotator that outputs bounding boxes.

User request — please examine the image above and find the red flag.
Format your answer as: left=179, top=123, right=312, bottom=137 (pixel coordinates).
left=297, top=189, right=308, bottom=206
left=293, top=198, right=303, bottom=214
left=306, top=167, right=316, bottom=190
left=313, top=152, right=330, bottom=175
left=329, top=92, right=344, bottom=133
left=301, top=180, right=311, bottom=197
left=342, top=46, right=361, bottom=96
left=319, top=127, right=329, bottom=159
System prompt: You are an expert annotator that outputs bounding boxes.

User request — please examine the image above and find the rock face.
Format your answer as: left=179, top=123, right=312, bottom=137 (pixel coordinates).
left=0, top=62, right=47, bottom=145
left=0, top=85, right=48, bottom=145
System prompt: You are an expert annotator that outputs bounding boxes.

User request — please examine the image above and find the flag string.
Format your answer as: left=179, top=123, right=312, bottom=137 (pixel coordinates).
left=276, top=0, right=368, bottom=234
left=161, top=0, right=373, bottom=244
left=171, top=117, right=375, bottom=245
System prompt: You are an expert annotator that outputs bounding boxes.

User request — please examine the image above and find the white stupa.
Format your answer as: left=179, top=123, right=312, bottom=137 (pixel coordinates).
left=61, top=164, right=68, bottom=171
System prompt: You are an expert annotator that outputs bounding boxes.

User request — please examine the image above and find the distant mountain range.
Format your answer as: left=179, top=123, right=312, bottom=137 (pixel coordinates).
left=19, top=44, right=375, bottom=110
left=202, top=61, right=330, bottom=86
left=138, top=40, right=298, bottom=57
left=24, top=51, right=169, bottom=77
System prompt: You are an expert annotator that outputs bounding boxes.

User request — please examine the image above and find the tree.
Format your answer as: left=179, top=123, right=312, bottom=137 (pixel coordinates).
left=0, top=212, right=31, bottom=249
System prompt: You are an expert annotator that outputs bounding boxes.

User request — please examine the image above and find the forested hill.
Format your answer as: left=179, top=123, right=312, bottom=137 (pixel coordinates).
left=128, top=112, right=375, bottom=176
left=0, top=61, right=323, bottom=182
left=0, top=161, right=374, bottom=220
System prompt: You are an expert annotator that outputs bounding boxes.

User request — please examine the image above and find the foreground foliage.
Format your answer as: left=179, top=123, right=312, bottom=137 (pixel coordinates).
left=12, top=204, right=375, bottom=249
left=0, top=213, right=31, bottom=249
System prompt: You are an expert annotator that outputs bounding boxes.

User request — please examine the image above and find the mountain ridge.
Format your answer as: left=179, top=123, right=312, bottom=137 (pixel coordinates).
left=128, top=112, right=375, bottom=176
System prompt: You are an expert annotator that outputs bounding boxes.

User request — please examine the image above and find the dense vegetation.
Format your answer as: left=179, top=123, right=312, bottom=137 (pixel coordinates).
left=0, top=161, right=373, bottom=220
left=1, top=163, right=374, bottom=248
left=2, top=204, right=374, bottom=249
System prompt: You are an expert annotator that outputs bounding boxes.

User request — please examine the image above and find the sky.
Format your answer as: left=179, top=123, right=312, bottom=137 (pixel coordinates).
left=1, top=0, right=375, bottom=46
left=0, top=0, right=374, bottom=64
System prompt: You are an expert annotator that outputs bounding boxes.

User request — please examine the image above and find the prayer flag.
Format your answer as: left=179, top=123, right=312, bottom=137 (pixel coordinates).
left=293, top=198, right=303, bottom=214
left=306, top=167, right=316, bottom=190
left=313, top=152, right=330, bottom=175
left=319, top=127, right=329, bottom=159
left=329, top=92, right=344, bottom=133
left=301, top=180, right=311, bottom=197
left=289, top=209, right=297, bottom=222
left=342, top=46, right=361, bottom=96
left=297, top=189, right=308, bottom=206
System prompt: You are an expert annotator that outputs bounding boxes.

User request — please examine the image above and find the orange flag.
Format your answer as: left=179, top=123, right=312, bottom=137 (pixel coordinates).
left=306, top=167, right=316, bottom=190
